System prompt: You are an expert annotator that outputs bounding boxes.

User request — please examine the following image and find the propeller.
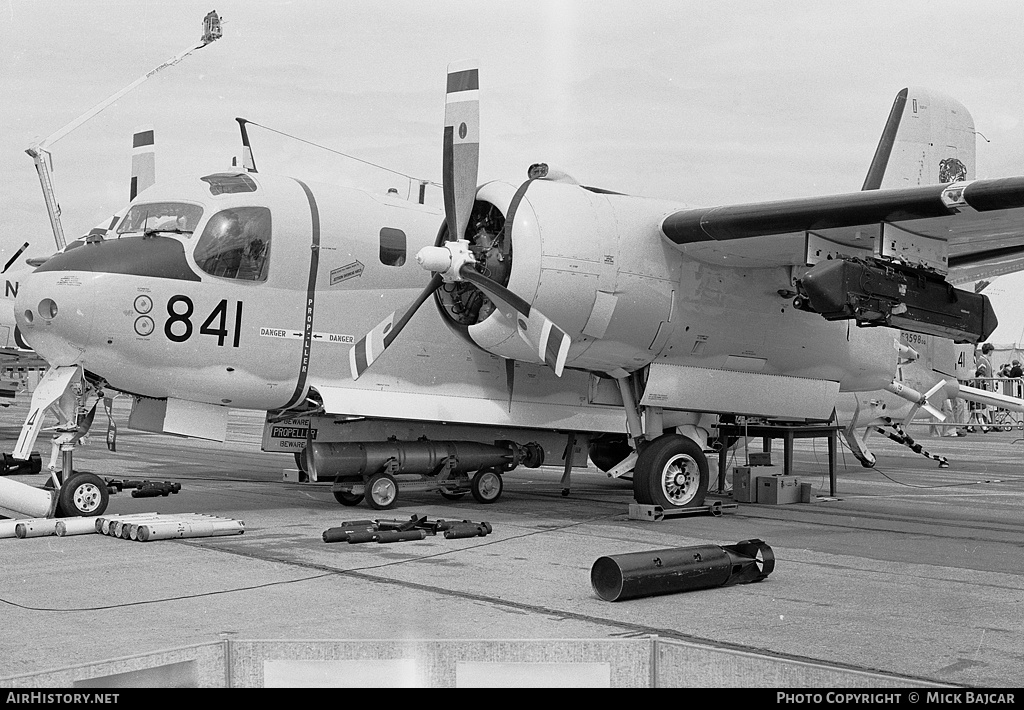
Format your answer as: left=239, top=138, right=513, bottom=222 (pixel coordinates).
left=348, top=61, right=571, bottom=381
left=901, top=378, right=948, bottom=427
left=885, top=378, right=947, bottom=428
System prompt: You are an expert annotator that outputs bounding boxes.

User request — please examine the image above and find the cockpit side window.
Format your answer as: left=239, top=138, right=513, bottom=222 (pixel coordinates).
left=193, top=207, right=272, bottom=281
left=117, top=202, right=204, bottom=236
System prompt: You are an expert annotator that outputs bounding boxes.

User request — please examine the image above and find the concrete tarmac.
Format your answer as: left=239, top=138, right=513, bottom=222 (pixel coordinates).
left=1, top=400, right=1022, bottom=687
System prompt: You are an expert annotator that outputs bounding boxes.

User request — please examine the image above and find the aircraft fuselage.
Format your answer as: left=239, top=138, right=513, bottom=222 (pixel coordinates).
left=15, top=172, right=897, bottom=421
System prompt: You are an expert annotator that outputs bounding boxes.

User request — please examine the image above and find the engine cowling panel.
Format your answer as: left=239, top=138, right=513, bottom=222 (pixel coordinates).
left=433, top=179, right=679, bottom=374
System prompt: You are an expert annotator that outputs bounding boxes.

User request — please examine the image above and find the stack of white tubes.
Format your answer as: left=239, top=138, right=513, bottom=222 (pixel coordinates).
left=0, top=512, right=245, bottom=540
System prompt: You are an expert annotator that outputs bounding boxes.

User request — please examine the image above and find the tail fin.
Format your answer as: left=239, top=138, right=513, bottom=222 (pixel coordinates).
left=83, top=126, right=157, bottom=241
left=130, top=125, right=157, bottom=200
left=862, top=87, right=975, bottom=190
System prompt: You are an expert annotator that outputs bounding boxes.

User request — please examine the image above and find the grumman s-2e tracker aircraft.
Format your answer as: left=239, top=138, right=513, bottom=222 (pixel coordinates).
left=8, top=62, right=1024, bottom=519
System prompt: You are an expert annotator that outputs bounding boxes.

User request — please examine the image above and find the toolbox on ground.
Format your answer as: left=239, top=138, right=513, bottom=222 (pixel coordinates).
left=733, top=465, right=782, bottom=503
left=758, top=475, right=801, bottom=505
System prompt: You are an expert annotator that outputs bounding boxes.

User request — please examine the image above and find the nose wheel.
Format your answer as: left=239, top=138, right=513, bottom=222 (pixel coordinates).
left=57, top=472, right=109, bottom=517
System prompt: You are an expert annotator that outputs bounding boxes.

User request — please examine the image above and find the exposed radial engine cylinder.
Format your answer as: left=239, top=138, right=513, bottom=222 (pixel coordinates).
left=305, top=438, right=544, bottom=481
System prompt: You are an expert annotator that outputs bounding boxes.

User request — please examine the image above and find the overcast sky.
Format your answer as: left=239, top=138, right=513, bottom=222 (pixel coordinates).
left=3, top=0, right=1024, bottom=341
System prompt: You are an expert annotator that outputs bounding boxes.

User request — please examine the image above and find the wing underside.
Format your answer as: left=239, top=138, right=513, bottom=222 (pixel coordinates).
left=661, top=176, right=1024, bottom=283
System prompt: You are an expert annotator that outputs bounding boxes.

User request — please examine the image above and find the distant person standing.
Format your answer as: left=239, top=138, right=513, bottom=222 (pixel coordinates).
left=967, top=343, right=995, bottom=432
left=977, top=342, right=994, bottom=380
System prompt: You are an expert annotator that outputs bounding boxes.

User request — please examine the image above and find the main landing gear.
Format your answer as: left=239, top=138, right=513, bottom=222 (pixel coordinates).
left=631, top=434, right=709, bottom=509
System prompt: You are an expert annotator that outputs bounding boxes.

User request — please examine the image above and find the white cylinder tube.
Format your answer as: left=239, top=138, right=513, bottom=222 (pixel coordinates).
left=137, top=519, right=245, bottom=542
left=15, top=519, right=59, bottom=538
left=1, top=517, right=48, bottom=539
left=55, top=517, right=103, bottom=536
left=0, top=477, right=55, bottom=518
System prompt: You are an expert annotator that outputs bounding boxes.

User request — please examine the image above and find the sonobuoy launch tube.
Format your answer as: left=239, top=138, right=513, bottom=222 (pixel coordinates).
left=0, top=477, right=55, bottom=518
left=56, top=517, right=104, bottom=536
left=1, top=517, right=48, bottom=539
left=15, top=519, right=59, bottom=538
left=136, top=519, right=244, bottom=541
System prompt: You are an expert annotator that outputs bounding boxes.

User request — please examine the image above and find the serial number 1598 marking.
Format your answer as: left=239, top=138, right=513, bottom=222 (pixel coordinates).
left=165, top=295, right=243, bottom=347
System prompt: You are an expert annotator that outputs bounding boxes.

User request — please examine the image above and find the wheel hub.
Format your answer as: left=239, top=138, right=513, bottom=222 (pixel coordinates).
left=370, top=477, right=397, bottom=505
left=73, top=483, right=103, bottom=513
left=662, top=454, right=698, bottom=505
left=480, top=474, right=498, bottom=493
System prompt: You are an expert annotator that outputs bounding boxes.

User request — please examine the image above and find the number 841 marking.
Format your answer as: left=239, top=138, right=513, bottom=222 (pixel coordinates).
left=165, top=295, right=243, bottom=347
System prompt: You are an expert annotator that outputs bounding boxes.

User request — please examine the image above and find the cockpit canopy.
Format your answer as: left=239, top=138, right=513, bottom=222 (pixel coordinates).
left=193, top=207, right=272, bottom=281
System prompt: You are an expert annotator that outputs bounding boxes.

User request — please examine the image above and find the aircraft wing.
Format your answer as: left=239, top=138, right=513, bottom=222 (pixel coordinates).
left=661, top=176, right=1024, bottom=283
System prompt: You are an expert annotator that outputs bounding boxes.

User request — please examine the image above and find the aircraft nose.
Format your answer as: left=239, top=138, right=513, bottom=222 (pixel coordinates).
left=15, top=267, right=95, bottom=366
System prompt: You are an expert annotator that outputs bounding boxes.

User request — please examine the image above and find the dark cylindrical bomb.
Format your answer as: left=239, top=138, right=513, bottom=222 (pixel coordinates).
left=131, top=487, right=167, bottom=498
left=1, top=452, right=42, bottom=476
left=345, top=531, right=381, bottom=544
left=376, top=530, right=427, bottom=543
left=442, top=522, right=492, bottom=539
left=308, top=439, right=542, bottom=481
left=322, top=525, right=376, bottom=543
left=339, top=520, right=376, bottom=528
left=590, top=539, right=775, bottom=602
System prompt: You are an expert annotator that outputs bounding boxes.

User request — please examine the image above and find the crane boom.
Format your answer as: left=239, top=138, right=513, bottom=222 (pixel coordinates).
left=26, top=11, right=222, bottom=251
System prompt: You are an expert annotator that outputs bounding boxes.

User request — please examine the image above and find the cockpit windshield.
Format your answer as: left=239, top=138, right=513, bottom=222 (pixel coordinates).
left=117, top=202, right=204, bottom=236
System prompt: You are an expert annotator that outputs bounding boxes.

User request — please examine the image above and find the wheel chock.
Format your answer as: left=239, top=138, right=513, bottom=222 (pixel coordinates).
left=627, top=501, right=737, bottom=522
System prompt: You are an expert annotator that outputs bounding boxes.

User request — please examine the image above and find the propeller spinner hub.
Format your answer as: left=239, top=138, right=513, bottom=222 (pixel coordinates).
left=415, top=239, right=475, bottom=282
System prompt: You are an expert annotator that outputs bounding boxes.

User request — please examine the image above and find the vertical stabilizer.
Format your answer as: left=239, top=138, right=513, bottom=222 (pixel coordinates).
left=130, top=125, right=157, bottom=200
left=862, top=87, right=975, bottom=190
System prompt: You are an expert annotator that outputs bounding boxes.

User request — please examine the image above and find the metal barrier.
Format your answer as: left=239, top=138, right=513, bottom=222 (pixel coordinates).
left=965, top=377, right=1024, bottom=431
left=0, top=637, right=950, bottom=688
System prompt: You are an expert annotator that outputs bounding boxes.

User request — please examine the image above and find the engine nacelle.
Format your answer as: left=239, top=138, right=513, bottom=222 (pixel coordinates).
left=434, top=179, right=681, bottom=374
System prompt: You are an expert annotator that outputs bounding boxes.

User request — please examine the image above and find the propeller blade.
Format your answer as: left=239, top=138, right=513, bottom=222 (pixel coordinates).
left=919, top=379, right=949, bottom=421
left=349, top=273, right=444, bottom=379
left=459, top=267, right=571, bottom=376
left=897, top=379, right=948, bottom=427
left=443, top=60, right=479, bottom=242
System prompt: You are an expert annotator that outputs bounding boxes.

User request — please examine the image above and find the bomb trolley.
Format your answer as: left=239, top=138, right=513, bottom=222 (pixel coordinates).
left=307, top=438, right=545, bottom=510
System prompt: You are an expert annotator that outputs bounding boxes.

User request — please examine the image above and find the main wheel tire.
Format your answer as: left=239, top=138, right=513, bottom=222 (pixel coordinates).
left=632, top=434, right=708, bottom=509
left=365, top=472, right=399, bottom=510
left=470, top=468, right=503, bottom=504
left=57, top=472, right=109, bottom=517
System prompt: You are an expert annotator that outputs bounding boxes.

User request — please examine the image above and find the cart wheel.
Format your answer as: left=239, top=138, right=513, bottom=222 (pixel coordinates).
left=366, top=472, right=399, bottom=510
left=470, top=468, right=503, bottom=504
left=439, top=488, right=468, bottom=501
left=333, top=490, right=364, bottom=506
left=57, top=472, right=109, bottom=517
